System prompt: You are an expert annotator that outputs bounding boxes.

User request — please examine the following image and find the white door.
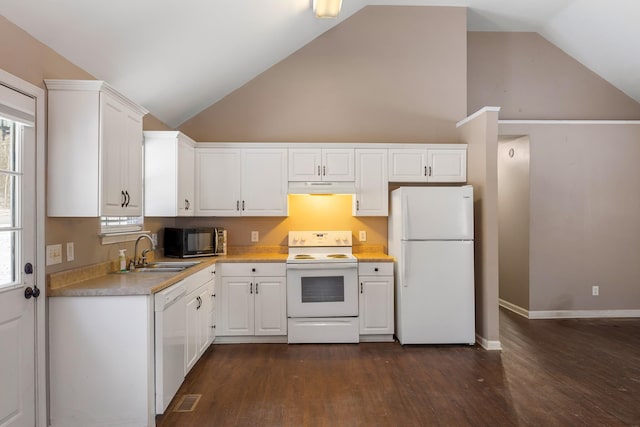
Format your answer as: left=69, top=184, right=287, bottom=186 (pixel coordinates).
left=254, top=277, right=287, bottom=336
left=221, top=277, right=254, bottom=335
left=398, top=240, right=475, bottom=344
left=399, top=186, right=474, bottom=240
left=0, top=83, right=37, bottom=427
left=242, top=148, right=288, bottom=216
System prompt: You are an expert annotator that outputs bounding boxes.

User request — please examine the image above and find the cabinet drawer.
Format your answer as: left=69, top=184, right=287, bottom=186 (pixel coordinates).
left=219, top=262, right=286, bottom=277
left=358, top=262, right=393, bottom=276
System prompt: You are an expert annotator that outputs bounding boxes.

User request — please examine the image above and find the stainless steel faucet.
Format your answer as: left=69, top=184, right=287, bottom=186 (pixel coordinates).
left=134, top=234, right=156, bottom=267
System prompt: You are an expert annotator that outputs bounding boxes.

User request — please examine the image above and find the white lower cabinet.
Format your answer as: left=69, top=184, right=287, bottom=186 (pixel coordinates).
left=359, top=262, right=394, bottom=339
left=218, top=263, right=287, bottom=338
left=49, top=295, right=155, bottom=426
left=185, top=265, right=215, bottom=374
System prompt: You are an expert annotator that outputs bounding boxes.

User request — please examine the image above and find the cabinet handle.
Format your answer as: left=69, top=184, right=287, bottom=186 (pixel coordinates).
left=322, top=165, right=326, bottom=176
left=196, top=296, right=202, bottom=309
left=317, top=165, right=321, bottom=176
left=356, top=200, right=360, bottom=211
left=125, top=190, right=130, bottom=207
left=236, top=200, right=240, bottom=211
left=242, top=200, right=245, bottom=211
left=185, top=199, right=190, bottom=210
left=360, top=282, right=363, bottom=294
left=255, top=283, right=259, bottom=294
left=428, top=166, right=432, bottom=177
left=121, top=190, right=126, bottom=207
left=250, top=283, right=253, bottom=294
left=424, top=166, right=427, bottom=176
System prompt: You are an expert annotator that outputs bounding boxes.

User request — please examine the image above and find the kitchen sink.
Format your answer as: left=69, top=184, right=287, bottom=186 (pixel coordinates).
left=146, top=261, right=200, bottom=269
left=112, top=261, right=201, bottom=274
left=133, top=267, right=187, bottom=273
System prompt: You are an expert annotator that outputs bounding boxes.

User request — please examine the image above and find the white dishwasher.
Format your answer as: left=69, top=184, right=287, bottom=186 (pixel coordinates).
left=154, top=280, right=187, bottom=414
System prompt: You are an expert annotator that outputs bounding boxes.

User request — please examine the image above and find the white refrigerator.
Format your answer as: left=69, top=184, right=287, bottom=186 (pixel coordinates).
left=388, top=186, right=475, bottom=345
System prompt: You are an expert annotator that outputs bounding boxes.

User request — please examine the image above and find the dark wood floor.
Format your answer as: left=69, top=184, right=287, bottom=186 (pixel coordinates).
left=157, top=309, right=640, bottom=426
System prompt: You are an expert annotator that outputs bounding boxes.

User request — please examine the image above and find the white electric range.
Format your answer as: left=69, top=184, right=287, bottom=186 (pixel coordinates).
left=286, top=231, right=359, bottom=343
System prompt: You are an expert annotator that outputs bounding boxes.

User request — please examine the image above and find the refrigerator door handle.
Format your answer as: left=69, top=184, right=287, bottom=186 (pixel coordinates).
left=402, top=244, right=408, bottom=287
left=402, top=194, right=409, bottom=240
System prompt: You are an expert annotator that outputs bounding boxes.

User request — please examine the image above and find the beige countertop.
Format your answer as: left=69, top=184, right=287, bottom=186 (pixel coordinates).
left=48, top=249, right=392, bottom=297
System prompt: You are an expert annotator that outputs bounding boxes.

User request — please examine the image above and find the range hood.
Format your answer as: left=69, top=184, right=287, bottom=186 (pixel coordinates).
left=287, top=181, right=356, bottom=195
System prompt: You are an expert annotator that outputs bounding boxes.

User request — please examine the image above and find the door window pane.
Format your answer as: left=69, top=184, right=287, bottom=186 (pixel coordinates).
left=0, top=230, right=15, bottom=287
left=0, top=174, right=14, bottom=228
left=0, top=119, right=15, bottom=171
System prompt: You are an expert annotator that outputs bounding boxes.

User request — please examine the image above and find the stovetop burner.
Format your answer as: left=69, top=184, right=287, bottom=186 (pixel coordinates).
left=286, top=231, right=356, bottom=265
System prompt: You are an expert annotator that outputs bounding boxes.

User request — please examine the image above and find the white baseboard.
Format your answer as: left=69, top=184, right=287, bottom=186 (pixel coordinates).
left=499, top=299, right=529, bottom=318
left=213, top=336, right=288, bottom=344
left=359, top=334, right=395, bottom=343
left=499, top=299, right=640, bottom=319
left=475, top=334, right=502, bottom=351
left=529, top=309, right=640, bottom=319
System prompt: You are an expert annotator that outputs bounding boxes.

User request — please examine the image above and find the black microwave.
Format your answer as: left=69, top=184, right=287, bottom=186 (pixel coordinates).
left=164, top=227, right=227, bottom=258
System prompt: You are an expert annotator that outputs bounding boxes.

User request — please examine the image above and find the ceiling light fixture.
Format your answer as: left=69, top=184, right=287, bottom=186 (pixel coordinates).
left=313, top=0, right=342, bottom=18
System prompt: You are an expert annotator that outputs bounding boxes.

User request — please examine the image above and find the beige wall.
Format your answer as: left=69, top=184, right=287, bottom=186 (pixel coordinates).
left=468, top=32, right=640, bottom=120
left=166, top=195, right=386, bottom=250
left=0, top=16, right=173, bottom=274
left=497, top=136, right=530, bottom=310
left=179, top=6, right=467, bottom=142
left=499, top=123, right=640, bottom=312
left=458, top=108, right=500, bottom=345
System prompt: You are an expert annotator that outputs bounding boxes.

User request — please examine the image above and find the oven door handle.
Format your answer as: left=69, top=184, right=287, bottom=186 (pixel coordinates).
left=286, top=263, right=358, bottom=270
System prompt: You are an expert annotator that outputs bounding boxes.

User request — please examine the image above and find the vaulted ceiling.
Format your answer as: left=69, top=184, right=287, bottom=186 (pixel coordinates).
left=2, top=0, right=638, bottom=127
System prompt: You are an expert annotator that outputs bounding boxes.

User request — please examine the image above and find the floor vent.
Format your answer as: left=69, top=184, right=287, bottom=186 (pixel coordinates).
left=173, top=394, right=202, bottom=412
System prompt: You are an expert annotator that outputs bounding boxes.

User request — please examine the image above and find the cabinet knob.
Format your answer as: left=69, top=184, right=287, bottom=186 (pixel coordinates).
left=252, top=268, right=256, bottom=272
left=374, top=267, right=379, bottom=272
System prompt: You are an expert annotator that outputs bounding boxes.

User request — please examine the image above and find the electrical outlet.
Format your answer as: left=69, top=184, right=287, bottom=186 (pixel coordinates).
left=66, top=242, right=75, bottom=262
left=46, top=244, right=62, bottom=266
left=592, top=285, right=599, bottom=296
left=151, top=233, right=158, bottom=246
left=251, top=231, right=259, bottom=242
left=359, top=230, right=367, bottom=242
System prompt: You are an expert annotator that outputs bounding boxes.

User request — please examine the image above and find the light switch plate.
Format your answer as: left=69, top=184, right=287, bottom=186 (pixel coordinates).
left=251, top=231, right=259, bottom=242
left=66, top=242, right=75, bottom=262
left=46, top=244, right=62, bottom=266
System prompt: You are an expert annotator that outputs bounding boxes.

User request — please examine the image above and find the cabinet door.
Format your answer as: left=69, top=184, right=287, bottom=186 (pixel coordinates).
left=322, top=149, right=355, bottom=181
left=100, top=93, right=127, bottom=216
left=254, top=277, right=287, bottom=336
left=359, top=276, right=394, bottom=335
left=220, top=277, right=254, bottom=336
left=388, top=149, right=427, bottom=182
left=185, top=292, right=200, bottom=373
left=197, top=283, right=212, bottom=356
left=242, top=148, right=288, bottom=216
left=354, top=149, right=388, bottom=216
left=288, top=148, right=321, bottom=181
left=121, top=110, right=143, bottom=216
left=427, top=149, right=467, bottom=183
left=195, top=148, right=242, bottom=216
left=177, top=139, right=195, bottom=216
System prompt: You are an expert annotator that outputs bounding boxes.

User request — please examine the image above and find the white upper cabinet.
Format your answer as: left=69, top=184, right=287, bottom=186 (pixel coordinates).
left=195, top=147, right=287, bottom=216
left=45, top=80, right=147, bottom=217
left=353, top=149, right=388, bottom=217
left=144, top=131, right=196, bottom=217
left=289, top=148, right=354, bottom=182
left=388, top=146, right=466, bottom=183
